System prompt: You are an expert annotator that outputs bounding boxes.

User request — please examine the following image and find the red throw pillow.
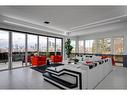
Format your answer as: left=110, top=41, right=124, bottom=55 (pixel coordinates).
left=85, top=61, right=93, bottom=64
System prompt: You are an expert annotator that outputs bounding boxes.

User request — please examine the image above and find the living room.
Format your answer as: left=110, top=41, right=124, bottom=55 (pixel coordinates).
left=0, top=1, right=127, bottom=95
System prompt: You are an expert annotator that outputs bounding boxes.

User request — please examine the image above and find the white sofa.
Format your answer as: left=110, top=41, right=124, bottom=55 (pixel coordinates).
left=43, top=58, right=112, bottom=89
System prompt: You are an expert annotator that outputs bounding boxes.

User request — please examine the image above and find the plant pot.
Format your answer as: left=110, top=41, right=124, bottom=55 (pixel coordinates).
left=67, top=58, right=71, bottom=63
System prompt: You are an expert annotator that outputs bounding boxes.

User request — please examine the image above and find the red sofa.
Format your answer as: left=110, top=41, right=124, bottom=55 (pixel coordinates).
left=50, top=55, right=62, bottom=63
left=31, top=56, right=47, bottom=67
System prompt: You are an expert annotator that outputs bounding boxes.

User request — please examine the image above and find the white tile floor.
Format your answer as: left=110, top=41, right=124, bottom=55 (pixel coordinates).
left=0, top=66, right=127, bottom=89
left=0, top=67, right=59, bottom=89
left=96, top=67, right=127, bottom=89
left=0, top=61, right=30, bottom=70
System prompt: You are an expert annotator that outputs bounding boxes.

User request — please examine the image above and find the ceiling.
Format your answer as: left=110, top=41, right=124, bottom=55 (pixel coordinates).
left=0, top=6, right=127, bottom=36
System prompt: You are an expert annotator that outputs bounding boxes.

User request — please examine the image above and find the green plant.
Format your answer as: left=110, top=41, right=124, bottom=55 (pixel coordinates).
left=64, top=39, right=73, bottom=58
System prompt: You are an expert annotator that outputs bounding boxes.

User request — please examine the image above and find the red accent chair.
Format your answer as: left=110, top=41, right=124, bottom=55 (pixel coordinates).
left=31, top=56, right=47, bottom=67
left=50, top=55, right=62, bottom=63
left=111, top=56, right=115, bottom=66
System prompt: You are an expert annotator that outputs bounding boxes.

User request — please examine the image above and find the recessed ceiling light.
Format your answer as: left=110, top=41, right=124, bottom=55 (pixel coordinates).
left=44, top=21, right=50, bottom=24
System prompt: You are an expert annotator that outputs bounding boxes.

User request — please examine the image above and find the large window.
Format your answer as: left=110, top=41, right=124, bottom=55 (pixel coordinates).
left=28, top=34, right=38, bottom=52
left=114, top=37, right=123, bottom=55
left=0, top=30, right=9, bottom=70
left=12, top=32, right=25, bottom=52
left=48, top=37, right=55, bottom=52
left=0, top=29, right=63, bottom=70
left=85, top=40, right=96, bottom=53
left=39, top=36, right=47, bottom=52
left=56, top=38, right=62, bottom=52
left=79, top=40, right=84, bottom=53
left=71, top=40, right=76, bottom=53
left=12, top=32, right=25, bottom=68
left=0, top=31, right=9, bottom=53
left=28, top=34, right=38, bottom=61
left=113, top=37, right=123, bottom=64
left=97, top=38, right=111, bottom=54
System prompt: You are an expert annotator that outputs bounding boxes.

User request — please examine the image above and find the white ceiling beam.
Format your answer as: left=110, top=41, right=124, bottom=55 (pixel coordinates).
left=1, top=15, right=68, bottom=36
left=70, top=14, right=127, bottom=31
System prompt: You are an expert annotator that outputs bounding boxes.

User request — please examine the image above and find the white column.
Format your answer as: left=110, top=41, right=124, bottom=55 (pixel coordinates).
left=8, top=31, right=12, bottom=70
left=96, top=38, right=99, bottom=54
left=75, top=37, right=79, bottom=53
left=84, top=40, right=85, bottom=53
left=122, top=32, right=127, bottom=67
left=111, top=38, right=114, bottom=54
left=47, top=37, right=49, bottom=52
left=37, top=36, right=39, bottom=55
left=63, top=37, right=66, bottom=60
left=25, top=34, right=28, bottom=66
left=55, top=38, right=56, bottom=55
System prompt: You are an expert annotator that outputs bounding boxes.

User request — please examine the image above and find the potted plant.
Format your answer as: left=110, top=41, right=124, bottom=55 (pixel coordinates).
left=64, top=39, right=73, bottom=63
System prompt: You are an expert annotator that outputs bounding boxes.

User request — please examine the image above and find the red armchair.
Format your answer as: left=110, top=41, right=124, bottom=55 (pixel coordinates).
left=111, top=56, right=115, bottom=65
left=31, top=56, right=46, bottom=67
left=50, top=55, right=62, bottom=63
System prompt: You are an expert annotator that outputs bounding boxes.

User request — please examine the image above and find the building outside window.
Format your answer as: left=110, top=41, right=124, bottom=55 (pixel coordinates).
left=12, top=32, right=25, bottom=52
left=39, top=36, right=47, bottom=52
left=48, top=37, right=55, bottom=52
left=27, top=34, right=38, bottom=55
left=12, top=32, right=26, bottom=68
